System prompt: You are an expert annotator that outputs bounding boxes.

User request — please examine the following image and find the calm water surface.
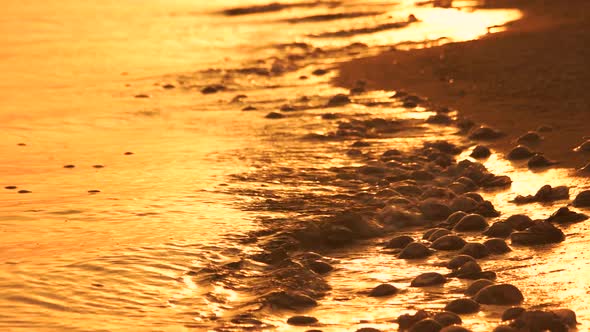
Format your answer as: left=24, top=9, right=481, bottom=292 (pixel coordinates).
left=5, top=1, right=585, bottom=331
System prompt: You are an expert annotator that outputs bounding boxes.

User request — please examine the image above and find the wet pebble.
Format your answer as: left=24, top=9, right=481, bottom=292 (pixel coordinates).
left=447, top=255, right=476, bottom=269
left=504, top=214, right=534, bottom=231
left=408, top=319, right=442, bottom=332
left=265, top=112, right=285, bottom=119
left=242, top=105, right=257, bottom=111
left=458, top=243, right=489, bottom=259
left=420, top=199, right=452, bottom=220
left=134, top=94, right=150, bottom=98
left=327, top=94, right=351, bottom=107
left=450, top=196, right=478, bottom=213
left=444, top=211, right=467, bottom=227
left=444, top=298, right=480, bottom=314
left=470, top=145, right=491, bottom=159
left=398, top=310, right=430, bottom=330
left=574, top=139, right=590, bottom=152
left=312, top=68, right=328, bottom=76
left=573, top=190, right=590, bottom=207
left=4, top=186, right=17, bottom=190
left=385, top=235, right=414, bottom=249
left=88, top=190, right=101, bottom=194
left=468, top=126, right=503, bottom=140
left=287, top=316, right=318, bottom=326
left=433, top=312, right=462, bottom=327
left=483, top=222, right=513, bottom=238
left=512, top=310, right=570, bottom=331
left=502, top=307, right=525, bottom=321
left=399, top=242, right=433, bottom=259
left=454, top=261, right=482, bottom=278
left=355, top=328, right=380, bottom=332
left=431, top=235, right=466, bottom=251
left=492, top=326, right=517, bottom=332
left=510, top=221, right=565, bottom=245
left=308, top=261, right=333, bottom=274
left=428, top=229, right=452, bottom=241
left=369, top=283, right=398, bottom=297
left=516, top=131, right=543, bottom=145
left=124, top=152, right=134, bottom=155
left=266, top=291, right=317, bottom=309
left=465, top=279, right=494, bottom=296
left=427, top=113, right=453, bottom=125
left=512, top=184, right=569, bottom=204
left=474, top=284, right=524, bottom=305
left=546, top=206, right=588, bottom=224
left=63, top=164, right=76, bottom=168
left=162, top=83, right=175, bottom=89
left=506, top=145, right=535, bottom=160
left=483, top=238, right=511, bottom=254
left=528, top=154, right=557, bottom=168
left=410, top=272, right=447, bottom=287
left=440, top=326, right=471, bottom=332
left=92, top=165, right=105, bottom=168
left=201, top=85, right=225, bottom=94
left=578, top=162, right=590, bottom=174
left=453, top=214, right=488, bottom=232
left=18, top=190, right=32, bottom=194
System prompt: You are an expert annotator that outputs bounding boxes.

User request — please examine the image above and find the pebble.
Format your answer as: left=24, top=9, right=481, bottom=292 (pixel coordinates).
left=453, top=214, right=488, bottom=232
left=308, top=261, right=333, bottom=274
left=410, top=272, right=447, bottom=287
left=573, top=190, right=590, bottom=207
left=506, top=145, right=535, bottom=160
left=454, top=261, right=482, bottom=278
left=63, top=164, right=76, bottom=168
left=546, top=206, right=588, bottom=224
left=447, top=255, right=476, bottom=269
left=483, top=238, right=511, bottom=254
left=468, top=126, right=504, bottom=140
left=458, top=243, right=489, bottom=259
left=124, top=152, right=134, bottom=155
left=574, top=140, right=590, bottom=152
left=492, top=326, right=517, bottom=332
left=433, top=312, right=462, bottom=327
left=92, top=165, right=105, bottom=168
left=88, top=190, right=101, bottom=194
left=242, top=106, right=257, bottom=111
left=431, top=235, right=467, bottom=251
left=162, top=83, right=175, bottom=89
left=398, top=310, right=430, bottom=330
left=369, top=284, right=398, bottom=297
left=428, top=229, right=452, bottom=241
left=483, top=222, right=513, bottom=238
left=504, top=214, right=534, bottom=231
left=427, top=113, right=453, bottom=125
left=399, top=242, right=433, bottom=259
left=516, top=131, right=543, bottom=145
left=18, top=190, right=32, bottom=194
left=501, top=307, right=525, bottom=321
left=578, top=162, right=590, bottom=174
left=409, top=319, right=442, bottom=332
left=134, top=94, right=150, bottom=98
left=287, top=316, right=318, bottom=326
left=465, top=279, right=494, bottom=296
left=385, top=235, right=414, bottom=249
left=312, top=69, right=328, bottom=76
left=470, top=145, right=491, bottom=159
left=440, top=326, right=471, bottom=332
left=474, top=284, right=524, bottom=305
left=201, top=85, right=225, bottom=94
left=327, top=94, right=351, bottom=107
left=510, top=221, right=565, bottom=245
left=4, top=186, right=17, bottom=190
left=445, top=211, right=467, bottom=227
left=419, top=199, right=452, bottom=220
left=450, top=196, right=478, bottom=213
left=266, top=291, right=317, bottom=309
left=265, top=112, right=285, bottom=119
left=444, top=298, right=480, bottom=314
left=355, top=328, right=380, bottom=332
left=528, top=154, right=557, bottom=168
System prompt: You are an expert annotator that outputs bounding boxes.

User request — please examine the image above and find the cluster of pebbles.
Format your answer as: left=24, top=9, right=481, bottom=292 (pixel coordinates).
left=210, top=87, right=590, bottom=331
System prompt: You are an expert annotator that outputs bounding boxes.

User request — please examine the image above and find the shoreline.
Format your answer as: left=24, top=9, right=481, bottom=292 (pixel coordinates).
left=335, top=0, right=590, bottom=169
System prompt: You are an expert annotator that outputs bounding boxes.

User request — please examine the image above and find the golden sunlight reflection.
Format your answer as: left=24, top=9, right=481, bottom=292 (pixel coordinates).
left=1, top=0, right=586, bottom=331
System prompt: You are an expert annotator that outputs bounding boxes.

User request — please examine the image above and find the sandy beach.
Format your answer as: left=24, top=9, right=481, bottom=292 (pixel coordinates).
left=337, top=0, right=590, bottom=169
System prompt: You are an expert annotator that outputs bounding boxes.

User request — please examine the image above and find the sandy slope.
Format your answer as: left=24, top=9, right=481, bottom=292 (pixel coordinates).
left=336, top=0, right=590, bottom=169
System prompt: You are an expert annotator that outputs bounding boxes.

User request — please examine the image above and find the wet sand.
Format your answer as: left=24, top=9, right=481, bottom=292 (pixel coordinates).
left=336, top=0, right=590, bottom=169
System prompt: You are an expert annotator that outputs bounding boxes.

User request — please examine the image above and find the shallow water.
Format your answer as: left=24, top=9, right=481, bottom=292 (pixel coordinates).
left=4, top=1, right=588, bottom=331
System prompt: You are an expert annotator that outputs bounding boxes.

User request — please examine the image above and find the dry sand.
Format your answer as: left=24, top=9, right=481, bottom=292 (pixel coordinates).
left=336, top=0, right=590, bottom=169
